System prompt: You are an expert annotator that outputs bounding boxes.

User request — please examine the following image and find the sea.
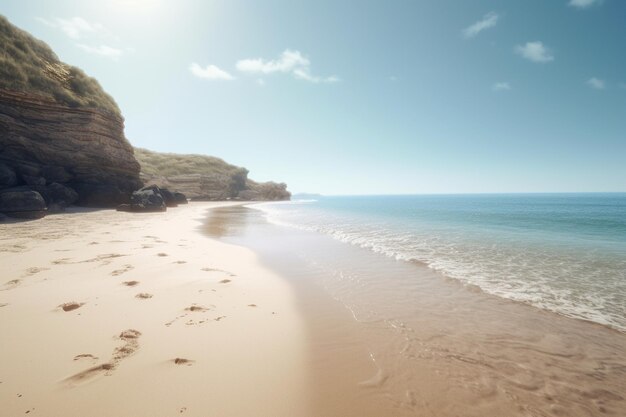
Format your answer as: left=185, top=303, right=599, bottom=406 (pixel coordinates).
left=250, top=193, right=626, bottom=332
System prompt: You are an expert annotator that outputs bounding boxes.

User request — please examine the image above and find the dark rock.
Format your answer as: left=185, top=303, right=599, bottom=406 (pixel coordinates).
left=173, top=192, right=188, bottom=204
left=71, top=183, right=132, bottom=207
left=159, top=188, right=178, bottom=207
left=13, top=163, right=40, bottom=178
left=141, top=185, right=177, bottom=207
left=31, top=183, right=78, bottom=207
left=21, top=175, right=46, bottom=186
left=0, top=163, right=17, bottom=188
left=41, top=166, right=73, bottom=183
left=0, top=190, right=47, bottom=219
left=127, top=188, right=167, bottom=212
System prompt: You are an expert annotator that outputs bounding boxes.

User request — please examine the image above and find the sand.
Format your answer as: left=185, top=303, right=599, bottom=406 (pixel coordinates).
left=0, top=202, right=308, bottom=417
left=3, top=202, right=625, bottom=417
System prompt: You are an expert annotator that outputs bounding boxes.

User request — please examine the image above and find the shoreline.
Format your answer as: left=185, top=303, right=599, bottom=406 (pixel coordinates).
left=0, top=202, right=309, bottom=417
left=208, top=204, right=626, bottom=417
left=2, top=202, right=625, bottom=416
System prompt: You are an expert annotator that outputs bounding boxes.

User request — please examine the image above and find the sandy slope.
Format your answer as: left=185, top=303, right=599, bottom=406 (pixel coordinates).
left=0, top=202, right=308, bottom=417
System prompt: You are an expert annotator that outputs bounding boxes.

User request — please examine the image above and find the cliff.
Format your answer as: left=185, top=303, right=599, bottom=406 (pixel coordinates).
left=135, top=148, right=290, bottom=201
left=0, top=15, right=141, bottom=212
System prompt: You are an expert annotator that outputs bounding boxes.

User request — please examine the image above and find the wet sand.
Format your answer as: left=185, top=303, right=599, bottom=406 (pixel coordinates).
left=206, top=205, right=626, bottom=417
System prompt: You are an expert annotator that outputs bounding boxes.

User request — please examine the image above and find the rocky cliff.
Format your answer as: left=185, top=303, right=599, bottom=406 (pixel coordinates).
left=0, top=15, right=141, bottom=213
left=0, top=90, right=141, bottom=206
left=136, top=148, right=290, bottom=201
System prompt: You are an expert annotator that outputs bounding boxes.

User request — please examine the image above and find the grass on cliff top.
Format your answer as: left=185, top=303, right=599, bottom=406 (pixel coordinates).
left=0, top=15, right=120, bottom=116
left=134, top=147, right=249, bottom=178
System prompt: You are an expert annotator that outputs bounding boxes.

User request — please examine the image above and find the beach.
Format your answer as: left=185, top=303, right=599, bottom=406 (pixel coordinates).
left=1, top=202, right=625, bottom=417
left=0, top=202, right=310, bottom=417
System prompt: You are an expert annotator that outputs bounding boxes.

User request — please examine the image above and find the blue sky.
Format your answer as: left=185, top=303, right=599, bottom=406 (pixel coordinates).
left=2, top=0, right=625, bottom=194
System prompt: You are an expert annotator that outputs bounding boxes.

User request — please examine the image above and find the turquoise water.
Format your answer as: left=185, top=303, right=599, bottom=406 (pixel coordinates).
left=253, top=193, right=626, bottom=331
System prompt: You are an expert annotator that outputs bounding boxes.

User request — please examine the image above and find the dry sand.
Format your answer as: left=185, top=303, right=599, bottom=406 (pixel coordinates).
left=0, top=202, right=308, bottom=417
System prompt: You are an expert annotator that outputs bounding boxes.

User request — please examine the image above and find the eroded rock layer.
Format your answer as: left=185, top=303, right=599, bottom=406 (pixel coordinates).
left=0, top=89, right=141, bottom=206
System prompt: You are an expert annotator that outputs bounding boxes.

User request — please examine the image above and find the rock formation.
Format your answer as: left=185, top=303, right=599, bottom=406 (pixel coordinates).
left=135, top=148, right=290, bottom=201
left=0, top=90, right=142, bottom=207
left=117, top=185, right=185, bottom=213
left=0, top=15, right=141, bottom=218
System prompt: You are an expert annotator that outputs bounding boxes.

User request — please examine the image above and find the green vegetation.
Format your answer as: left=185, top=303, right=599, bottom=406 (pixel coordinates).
left=135, top=148, right=290, bottom=200
left=0, top=15, right=120, bottom=115
left=134, top=147, right=248, bottom=179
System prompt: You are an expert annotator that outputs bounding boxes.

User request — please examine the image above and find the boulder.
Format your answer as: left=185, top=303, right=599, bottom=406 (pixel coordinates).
left=118, top=188, right=167, bottom=212
left=0, top=163, right=17, bottom=188
left=22, top=175, right=46, bottom=186
left=33, top=183, right=78, bottom=208
left=173, top=192, right=188, bottom=204
left=0, top=190, right=47, bottom=219
left=141, top=185, right=177, bottom=207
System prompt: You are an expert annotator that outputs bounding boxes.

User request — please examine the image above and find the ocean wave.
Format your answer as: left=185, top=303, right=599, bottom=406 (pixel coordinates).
left=250, top=202, right=626, bottom=332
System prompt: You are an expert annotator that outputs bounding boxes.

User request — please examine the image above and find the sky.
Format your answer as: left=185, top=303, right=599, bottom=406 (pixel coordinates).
left=1, top=0, right=625, bottom=194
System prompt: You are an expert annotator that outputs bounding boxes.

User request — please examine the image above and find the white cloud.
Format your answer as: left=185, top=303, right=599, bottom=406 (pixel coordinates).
left=37, top=16, right=105, bottom=39
left=515, top=41, right=554, bottom=63
left=492, top=82, right=511, bottom=91
left=293, top=69, right=339, bottom=84
left=236, top=49, right=338, bottom=83
left=189, top=63, right=235, bottom=80
left=586, top=77, right=605, bottom=89
left=76, top=44, right=123, bottom=60
left=569, top=0, right=602, bottom=9
left=236, top=50, right=309, bottom=74
left=463, top=12, right=499, bottom=39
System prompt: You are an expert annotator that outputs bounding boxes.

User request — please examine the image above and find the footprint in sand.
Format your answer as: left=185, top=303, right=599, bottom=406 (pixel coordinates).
left=0, top=303, right=8, bottom=308
left=173, top=358, right=194, bottom=366
left=219, top=279, right=231, bottom=284
left=173, top=260, right=187, bottom=264
left=122, top=281, right=140, bottom=287
left=73, top=354, right=98, bottom=361
left=247, top=304, right=257, bottom=308
left=22, top=267, right=50, bottom=277
left=81, top=253, right=126, bottom=266
left=202, top=268, right=236, bottom=277
left=185, top=305, right=209, bottom=312
left=64, top=329, right=141, bottom=385
left=214, top=316, right=226, bottom=322
left=1, top=279, right=20, bottom=291
left=166, top=305, right=214, bottom=326
left=52, top=258, right=71, bottom=265
left=110, top=264, right=134, bottom=276
left=59, top=302, right=84, bottom=312
left=135, top=293, right=153, bottom=299
left=157, top=253, right=168, bottom=257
